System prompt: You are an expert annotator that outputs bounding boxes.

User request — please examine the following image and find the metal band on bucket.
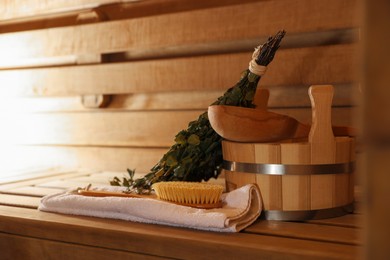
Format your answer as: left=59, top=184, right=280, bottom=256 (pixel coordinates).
left=262, top=203, right=354, bottom=221
left=222, top=160, right=355, bottom=175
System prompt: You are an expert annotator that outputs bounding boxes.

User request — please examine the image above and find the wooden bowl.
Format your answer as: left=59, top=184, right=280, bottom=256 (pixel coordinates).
left=208, top=105, right=300, bottom=142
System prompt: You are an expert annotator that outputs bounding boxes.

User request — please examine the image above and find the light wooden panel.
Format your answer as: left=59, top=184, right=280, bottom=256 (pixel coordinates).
left=0, top=205, right=359, bottom=259
left=0, top=44, right=356, bottom=97
left=0, top=0, right=357, bottom=66
left=8, top=110, right=201, bottom=147
left=8, top=146, right=167, bottom=173
left=0, top=233, right=163, bottom=260
left=364, top=0, right=390, bottom=258
left=0, top=0, right=259, bottom=22
left=0, top=194, right=42, bottom=209
left=7, top=107, right=355, bottom=147
left=272, top=107, right=356, bottom=127
left=0, top=84, right=359, bottom=113
left=0, top=0, right=130, bottom=21
left=246, top=219, right=361, bottom=246
left=309, top=214, right=363, bottom=229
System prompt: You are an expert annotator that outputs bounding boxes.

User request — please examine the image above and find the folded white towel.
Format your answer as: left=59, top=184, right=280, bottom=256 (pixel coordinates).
left=38, top=184, right=262, bottom=232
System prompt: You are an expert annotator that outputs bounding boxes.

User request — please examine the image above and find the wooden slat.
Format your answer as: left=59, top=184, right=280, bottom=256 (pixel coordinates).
left=245, top=220, right=361, bottom=246
left=0, top=84, right=359, bottom=113
left=0, top=167, right=71, bottom=185
left=0, top=0, right=260, bottom=23
left=308, top=214, right=363, bottom=229
left=0, top=194, right=41, bottom=208
left=36, top=179, right=98, bottom=189
left=1, top=186, right=65, bottom=197
left=0, top=166, right=57, bottom=183
left=0, top=233, right=165, bottom=259
left=0, top=44, right=356, bottom=97
left=0, top=0, right=129, bottom=21
left=364, top=0, right=390, bottom=258
left=0, top=1, right=268, bottom=40
left=0, top=0, right=358, bottom=66
left=0, top=206, right=359, bottom=259
left=273, top=107, right=356, bottom=127
left=7, top=110, right=200, bottom=147
left=0, top=170, right=91, bottom=191
left=5, top=146, right=166, bottom=173
left=6, top=107, right=355, bottom=147
left=65, top=171, right=145, bottom=184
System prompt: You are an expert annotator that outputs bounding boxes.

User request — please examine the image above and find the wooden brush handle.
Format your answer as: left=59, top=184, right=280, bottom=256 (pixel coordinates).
left=77, top=190, right=155, bottom=199
left=77, top=190, right=222, bottom=209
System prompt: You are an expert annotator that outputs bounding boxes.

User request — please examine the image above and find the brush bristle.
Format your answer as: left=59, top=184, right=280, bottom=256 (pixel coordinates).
left=152, top=181, right=224, bottom=205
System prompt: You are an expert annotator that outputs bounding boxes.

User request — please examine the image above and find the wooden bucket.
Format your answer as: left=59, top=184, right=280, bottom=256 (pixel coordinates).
left=222, top=85, right=355, bottom=220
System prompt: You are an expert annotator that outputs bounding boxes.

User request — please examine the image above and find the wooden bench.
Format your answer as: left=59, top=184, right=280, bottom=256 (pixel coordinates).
left=0, top=168, right=362, bottom=259
left=0, top=0, right=365, bottom=258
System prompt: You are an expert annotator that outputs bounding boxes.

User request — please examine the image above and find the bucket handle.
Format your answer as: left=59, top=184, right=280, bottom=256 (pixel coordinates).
left=309, top=85, right=336, bottom=164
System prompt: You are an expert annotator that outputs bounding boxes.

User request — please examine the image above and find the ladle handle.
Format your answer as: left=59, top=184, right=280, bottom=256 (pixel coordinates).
left=309, top=85, right=336, bottom=163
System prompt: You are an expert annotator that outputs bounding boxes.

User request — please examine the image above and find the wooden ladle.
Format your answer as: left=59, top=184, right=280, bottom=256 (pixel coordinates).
left=208, top=87, right=355, bottom=143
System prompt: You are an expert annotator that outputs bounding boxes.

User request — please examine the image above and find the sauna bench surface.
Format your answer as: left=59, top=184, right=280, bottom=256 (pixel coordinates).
left=0, top=169, right=362, bottom=259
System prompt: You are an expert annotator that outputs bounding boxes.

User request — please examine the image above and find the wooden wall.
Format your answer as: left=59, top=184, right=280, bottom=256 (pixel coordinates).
left=363, top=0, right=390, bottom=258
left=0, top=0, right=360, bottom=174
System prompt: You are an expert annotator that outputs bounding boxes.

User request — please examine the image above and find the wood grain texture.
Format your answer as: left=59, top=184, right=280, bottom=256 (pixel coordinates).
left=280, top=143, right=311, bottom=210
left=335, top=137, right=354, bottom=206
left=0, top=0, right=358, bottom=64
left=0, top=194, right=41, bottom=208
left=222, top=141, right=256, bottom=191
left=255, top=144, right=282, bottom=211
left=0, top=84, right=359, bottom=113
left=246, top=219, right=361, bottom=246
left=0, top=170, right=92, bottom=191
left=0, top=166, right=66, bottom=184
left=1, top=186, right=65, bottom=197
left=308, top=214, right=363, bottom=229
left=0, top=232, right=165, bottom=260
left=8, top=111, right=202, bottom=147
left=0, top=205, right=359, bottom=259
left=3, top=146, right=167, bottom=173
left=5, top=107, right=355, bottom=147
left=309, top=86, right=336, bottom=210
left=0, top=0, right=260, bottom=22
left=0, top=44, right=357, bottom=97
left=222, top=141, right=255, bottom=163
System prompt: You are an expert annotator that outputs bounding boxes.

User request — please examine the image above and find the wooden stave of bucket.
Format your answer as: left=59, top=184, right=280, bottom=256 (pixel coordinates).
left=222, top=137, right=355, bottom=221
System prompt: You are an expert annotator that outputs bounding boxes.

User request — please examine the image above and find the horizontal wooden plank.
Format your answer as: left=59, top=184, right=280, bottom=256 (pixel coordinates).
left=1, top=186, right=65, bottom=197
left=0, top=206, right=359, bottom=259
left=0, top=0, right=131, bottom=21
left=5, top=107, right=356, bottom=147
left=0, top=233, right=165, bottom=259
left=64, top=171, right=146, bottom=184
left=245, top=219, right=361, bottom=246
left=4, top=146, right=167, bottom=173
left=0, top=0, right=259, bottom=23
left=0, top=44, right=357, bottom=97
left=0, top=84, right=359, bottom=113
left=0, top=166, right=64, bottom=185
left=6, top=111, right=201, bottom=147
left=0, top=170, right=225, bottom=197
left=308, top=214, right=363, bottom=229
left=0, top=30, right=358, bottom=70
left=36, top=179, right=101, bottom=189
left=0, top=169, right=92, bottom=191
left=0, top=194, right=41, bottom=208
left=273, top=107, right=356, bottom=127
left=0, top=0, right=358, bottom=66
